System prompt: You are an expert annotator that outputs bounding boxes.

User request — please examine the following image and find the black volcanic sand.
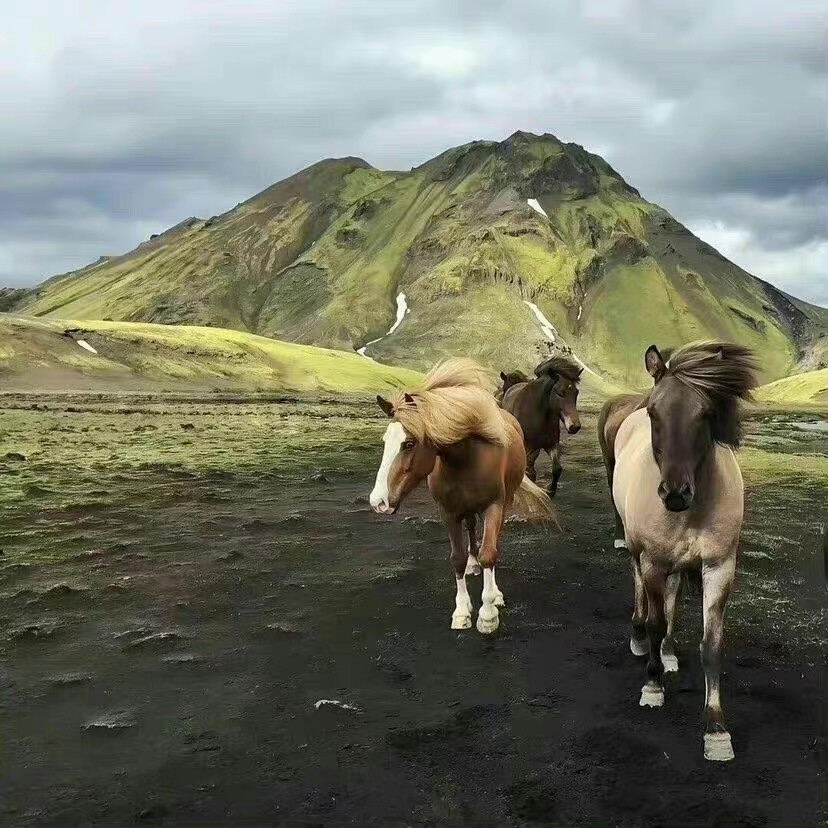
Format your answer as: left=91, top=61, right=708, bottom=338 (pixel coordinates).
left=0, top=396, right=824, bottom=827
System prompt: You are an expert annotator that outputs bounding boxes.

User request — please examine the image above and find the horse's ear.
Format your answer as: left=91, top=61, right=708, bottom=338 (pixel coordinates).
left=500, top=371, right=507, bottom=382
left=645, top=345, right=666, bottom=382
left=403, top=392, right=415, bottom=405
left=376, top=395, right=394, bottom=418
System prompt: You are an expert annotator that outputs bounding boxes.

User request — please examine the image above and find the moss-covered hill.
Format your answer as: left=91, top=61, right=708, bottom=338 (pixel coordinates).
left=12, top=132, right=828, bottom=390
left=755, top=369, right=828, bottom=407
left=0, top=315, right=421, bottom=393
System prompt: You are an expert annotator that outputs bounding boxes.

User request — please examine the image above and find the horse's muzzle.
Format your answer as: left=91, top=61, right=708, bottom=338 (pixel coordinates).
left=567, top=422, right=581, bottom=435
left=369, top=493, right=398, bottom=515
left=658, top=482, right=694, bottom=512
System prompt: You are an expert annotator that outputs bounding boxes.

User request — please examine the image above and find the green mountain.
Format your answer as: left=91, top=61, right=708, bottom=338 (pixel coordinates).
left=11, top=131, right=828, bottom=390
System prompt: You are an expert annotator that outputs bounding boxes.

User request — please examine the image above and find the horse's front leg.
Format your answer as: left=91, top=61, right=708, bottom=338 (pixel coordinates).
left=629, top=555, right=649, bottom=656
left=660, top=572, right=681, bottom=672
left=446, top=513, right=472, bottom=630
left=700, top=555, right=736, bottom=762
left=476, top=501, right=504, bottom=634
left=464, top=513, right=482, bottom=576
left=547, top=445, right=562, bottom=497
left=639, top=557, right=667, bottom=708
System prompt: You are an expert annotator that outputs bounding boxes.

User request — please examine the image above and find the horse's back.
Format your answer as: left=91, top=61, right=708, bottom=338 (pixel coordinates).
left=500, top=382, right=527, bottom=414
left=498, top=408, right=527, bottom=495
left=502, top=379, right=556, bottom=449
left=599, top=393, right=645, bottom=462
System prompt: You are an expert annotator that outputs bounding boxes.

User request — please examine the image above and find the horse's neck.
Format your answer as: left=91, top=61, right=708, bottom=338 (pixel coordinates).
left=536, top=382, right=560, bottom=435
left=438, top=437, right=478, bottom=467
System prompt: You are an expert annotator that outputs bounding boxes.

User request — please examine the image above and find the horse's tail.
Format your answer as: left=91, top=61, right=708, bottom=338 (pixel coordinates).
left=511, top=475, right=562, bottom=530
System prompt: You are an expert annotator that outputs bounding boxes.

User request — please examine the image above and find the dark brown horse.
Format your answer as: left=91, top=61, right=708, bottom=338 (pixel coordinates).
left=599, top=341, right=758, bottom=762
left=500, top=356, right=583, bottom=496
left=369, top=359, right=557, bottom=634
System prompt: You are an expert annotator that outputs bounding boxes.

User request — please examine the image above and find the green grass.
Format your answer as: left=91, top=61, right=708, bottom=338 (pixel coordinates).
left=755, top=369, right=828, bottom=407
left=0, top=315, right=422, bottom=393
left=740, top=445, right=828, bottom=485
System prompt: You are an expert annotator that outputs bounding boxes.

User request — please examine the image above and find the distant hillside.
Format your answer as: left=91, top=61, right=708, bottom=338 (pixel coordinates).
left=755, top=369, right=828, bottom=408
left=10, top=131, right=828, bottom=389
left=0, top=315, right=421, bottom=393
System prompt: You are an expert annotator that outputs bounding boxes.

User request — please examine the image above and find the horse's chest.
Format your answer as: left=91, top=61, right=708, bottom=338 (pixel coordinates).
left=429, top=472, right=497, bottom=513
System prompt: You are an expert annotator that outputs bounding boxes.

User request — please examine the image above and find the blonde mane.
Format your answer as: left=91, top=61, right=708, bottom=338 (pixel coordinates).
left=390, top=358, right=509, bottom=448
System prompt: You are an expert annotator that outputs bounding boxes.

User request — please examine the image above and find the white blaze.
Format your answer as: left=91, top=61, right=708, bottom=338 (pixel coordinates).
left=369, top=421, right=406, bottom=512
left=76, top=339, right=97, bottom=354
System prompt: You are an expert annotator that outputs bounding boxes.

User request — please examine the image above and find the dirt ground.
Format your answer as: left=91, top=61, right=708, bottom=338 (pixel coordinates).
left=0, top=396, right=824, bottom=827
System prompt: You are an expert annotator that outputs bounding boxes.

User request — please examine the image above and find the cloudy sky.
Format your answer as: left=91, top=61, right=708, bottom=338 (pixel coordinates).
left=1, top=0, right=825, bottom=304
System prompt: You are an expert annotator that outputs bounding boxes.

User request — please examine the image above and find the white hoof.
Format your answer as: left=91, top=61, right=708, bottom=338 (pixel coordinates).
left=639, top=685, right=665, bottom=708
left=493, top=590, right=505, bottom=608
left=476, top=604, right=499, bottom=634
left=630, top=637, right=649, bottom=657
left=661, top=653, right=679, bottom=673
left=465, top=556, right=482, bottom=576
left=614, top=538, right=628, bottom=549
left=451, top=610, right=472, bottom=630
left=704, top=732, right=735, bottom=762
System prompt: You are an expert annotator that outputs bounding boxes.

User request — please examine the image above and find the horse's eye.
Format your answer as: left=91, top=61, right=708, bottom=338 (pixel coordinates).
left=402, top=439, right=416, bottom=450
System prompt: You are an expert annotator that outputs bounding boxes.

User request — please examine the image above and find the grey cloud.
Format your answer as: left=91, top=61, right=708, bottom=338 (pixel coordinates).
left=0, top=0, right=825, bottom=304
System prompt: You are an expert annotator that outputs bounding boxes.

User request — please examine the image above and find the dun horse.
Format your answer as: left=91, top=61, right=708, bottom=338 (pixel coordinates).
left=599, top=341, right=758, bottom=762
left=500, top=356, right=583, bottom=495
left=370, top=359, right=557, bottom=634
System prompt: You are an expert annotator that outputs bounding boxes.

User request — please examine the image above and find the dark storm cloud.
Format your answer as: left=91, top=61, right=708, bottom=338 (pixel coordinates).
left=1, top=0, right=825, bottom=303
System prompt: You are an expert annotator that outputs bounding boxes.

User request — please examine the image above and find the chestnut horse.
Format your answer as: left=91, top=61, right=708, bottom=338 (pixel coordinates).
left=599, top=342, right=758, bottom=762
left=370, top=359, right=557, bottom=634
left=500, top=356, right=583, bottom=496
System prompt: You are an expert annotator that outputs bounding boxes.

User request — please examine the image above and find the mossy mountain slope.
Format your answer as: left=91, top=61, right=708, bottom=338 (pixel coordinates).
left=0, top=315, right=421, bottom=393
left=14, top=132, right=828, bottom=389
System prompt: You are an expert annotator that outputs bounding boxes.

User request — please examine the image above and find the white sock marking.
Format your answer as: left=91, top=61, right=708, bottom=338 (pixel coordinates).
left=452, top=575, right=472, bottom=629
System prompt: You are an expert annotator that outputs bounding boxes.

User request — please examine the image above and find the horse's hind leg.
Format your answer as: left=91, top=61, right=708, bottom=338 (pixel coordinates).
left=660, top=572, right=681, bottom=672
left=464, top=513, right=482, bottom=576
left=446, top=513, right=473, bottom=630
left=630, top=556, right=649, bottom=656
left=700, top=556, right=736, bottom=761
left=476, top=502, right=504, bottom=634
left=526, top=448, right=541, bottom=482
left=639, top=558, right=667, bottom=708
left=547, top=445, right=562, bottom=497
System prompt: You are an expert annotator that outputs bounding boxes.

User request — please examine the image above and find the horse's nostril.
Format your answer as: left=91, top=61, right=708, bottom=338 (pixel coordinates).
left=568, top=423, right=581, bottom=434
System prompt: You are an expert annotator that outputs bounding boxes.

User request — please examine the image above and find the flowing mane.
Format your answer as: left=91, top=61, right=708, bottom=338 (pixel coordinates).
left=534, top=355, right=583, bottom=383
left=390, top=358, right=509, bottom=447
left=665, top=341, right=759, bottom=447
